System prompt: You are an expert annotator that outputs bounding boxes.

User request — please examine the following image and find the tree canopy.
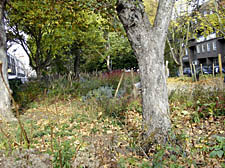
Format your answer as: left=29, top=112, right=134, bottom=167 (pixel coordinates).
left=6, top=0, right=134, bottom=76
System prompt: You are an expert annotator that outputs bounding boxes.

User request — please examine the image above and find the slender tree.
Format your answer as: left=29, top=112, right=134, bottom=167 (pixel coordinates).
left=0, top=0, right=15, bottom=121
left=116, top=0, right=175, bottom=150
left=167, top=17, right=191, bottom=76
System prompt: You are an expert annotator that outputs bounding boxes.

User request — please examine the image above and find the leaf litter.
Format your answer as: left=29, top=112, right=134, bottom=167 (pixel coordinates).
left=0, top=77, right=224, bottom=167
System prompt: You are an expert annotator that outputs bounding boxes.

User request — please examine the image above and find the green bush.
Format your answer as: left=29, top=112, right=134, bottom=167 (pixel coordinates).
left=191, top=87, right=225, bottom=122
left=169, top=86, right=224, bottom=123
left=209, top=136, right=225, bottom=159
left=12, top=79, right=47, bottom=109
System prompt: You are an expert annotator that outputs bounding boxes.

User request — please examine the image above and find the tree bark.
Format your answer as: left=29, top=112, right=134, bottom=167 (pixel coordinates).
left=0, top=0, right=15, bottom=121
left=106, top=55, right=111, bottom=72
left=74, top=48, right=81, bottom=78
left=106, top=34, right=111, bottom=72
left=116, top=0, right=174, bottom=149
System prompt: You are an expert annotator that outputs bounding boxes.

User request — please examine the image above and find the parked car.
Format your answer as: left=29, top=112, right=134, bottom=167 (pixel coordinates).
left=207, top=66, right=213, bottom=74
left=176, top=67, right=192, bottom=77
left=181, top=67, right=192, bottom=77
left=183, top=67, right=192, bottom=76
left=196, top=66, right=210, bottom=74
left=208, top=65, right=225, bottom=74
left=214, top=65, right=225, bottom=74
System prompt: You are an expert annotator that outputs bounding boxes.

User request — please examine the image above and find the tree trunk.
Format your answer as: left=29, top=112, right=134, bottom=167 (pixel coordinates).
left=35, top=66, right=42, bottom=78
left=0, top=0, right=15, bottom=121
left=74, top=48, right=80, bottom=78
left=166, top=38, right=184, bottom=76
left=178, top=56, right=184, bottom=76
left=116, top=0, right=174, bottom=149
left=106, top=55, right=111, bottom=72
left=106, top=34, right=111, bottom=72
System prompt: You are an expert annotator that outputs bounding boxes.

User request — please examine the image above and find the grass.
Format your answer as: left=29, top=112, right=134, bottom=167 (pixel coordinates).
left=0, top=74, right=224, bottom=167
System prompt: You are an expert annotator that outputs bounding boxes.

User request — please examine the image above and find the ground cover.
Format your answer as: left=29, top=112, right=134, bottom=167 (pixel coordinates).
left=0, top=74, right=224, bottom=167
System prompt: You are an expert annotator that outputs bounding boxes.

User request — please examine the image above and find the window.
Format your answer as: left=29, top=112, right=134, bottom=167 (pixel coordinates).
left=11, top=58, right=16, bottom=74
left=196, top=45, right=200, bottom=53
left=212, top=41, right=217, bottom=51
left=202, top=44, right=205, bottom=52
left=7, top=55, right=10, bottom=63
left=207, top=43, right=210, bottom=52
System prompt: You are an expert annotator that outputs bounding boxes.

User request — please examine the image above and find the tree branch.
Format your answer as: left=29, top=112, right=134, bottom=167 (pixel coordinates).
left=154, top=0, right=175, bottom=35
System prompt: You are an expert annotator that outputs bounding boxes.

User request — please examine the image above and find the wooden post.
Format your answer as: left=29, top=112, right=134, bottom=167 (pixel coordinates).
left=200, top=64, right=203, bottom=76
left=114, top=70, right=124, bottom=98
left=190, top=63, right=193, bottom=77
left=218, top=54, right=223, bottom=78
left=131, top=68, right=137, bottom=99
left=193, top=64, right=197, bottom=82
left=213, top=63, right=215, bottom=77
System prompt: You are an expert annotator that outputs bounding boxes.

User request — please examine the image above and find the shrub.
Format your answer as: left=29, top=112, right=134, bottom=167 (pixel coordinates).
left=12, top=79, right=47, bottom=109
left=169, top=86, right=225, bottom=122
left=82, top=85, right=127, bottom=118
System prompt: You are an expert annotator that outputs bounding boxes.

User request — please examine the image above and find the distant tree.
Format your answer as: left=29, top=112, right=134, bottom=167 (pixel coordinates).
left=194, top=0, right=225, bottom=37
left=167, top=15, right=191, bottom=76
left=0, top=0, right=15, bottom=121
left=116, top=0, right=175, bottom=150
left=6, top=0, right=75, bottom=77
left=6, top=0, right=105, bottom=77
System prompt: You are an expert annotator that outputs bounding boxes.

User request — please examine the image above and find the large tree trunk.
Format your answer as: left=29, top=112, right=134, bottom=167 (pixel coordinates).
left=0, top=0, right=15, bottom=121
left=116, top=0, right=174, bottom=149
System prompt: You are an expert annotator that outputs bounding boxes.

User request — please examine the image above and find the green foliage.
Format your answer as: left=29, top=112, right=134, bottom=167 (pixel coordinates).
left=6, top=0, right=135, bottom=76
left=169, top=86, right=225, bottom=123
left=6, top=0, right=75, bottom=75
left=102, top=97, right=129, bottom=118
left=12, top=80, right=47, bottom=109
left=8, top=79, right=23, bottom=99
left=51, top=140, right=76, bottom=168
left=81, top=30, right=137, bottom=72
left=190, top=87, right=225, bottom=122
left=127, top=99, right=142, bottom=114
left=11, top=71, right=139, bottom=111
left=83, top=86, right=114, bottom=101
left=194, top=0, right=225, bottom=38
left=80, top=78, right=131, bottom=118
left=209, top=136, right=225, bottom=159
left=6, top=0, right=116, bottom=76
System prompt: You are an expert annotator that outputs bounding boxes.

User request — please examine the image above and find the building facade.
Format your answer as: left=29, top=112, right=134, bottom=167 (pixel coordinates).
left=7, top=54, right=27, bottom=82
left=183, top=36, right=225, bottom=67
left=181, top=0, right=225, bottom=68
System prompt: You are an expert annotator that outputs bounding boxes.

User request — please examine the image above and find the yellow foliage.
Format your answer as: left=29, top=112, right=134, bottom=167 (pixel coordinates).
left=143, top=0, right=158, bottom=25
